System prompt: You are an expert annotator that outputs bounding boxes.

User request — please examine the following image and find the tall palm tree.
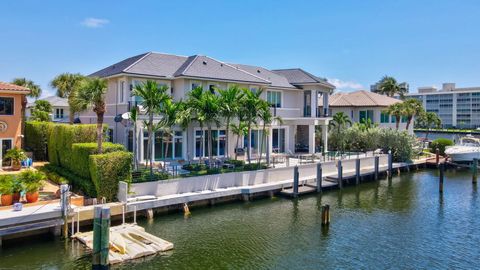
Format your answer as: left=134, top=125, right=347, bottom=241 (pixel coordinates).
left=329, top=112, right=352, bottom=134
left=186, top=87, right=207, bottom=161
left=257, top=100, right=283, bottom=165
left=241, top=88, right=264, bottom=164
left=71, top=77, right=108, bottom=153
left=201, top=90, right=221, bottom=164
left=373, top=76, right=409, bottom=98
left=158, top=98, right=181, bottom=160
left=50, top=73, right=85, bottom=124
left=386, top=103, right=404, bottom=130
left=402, top=98, right=424, bottom=130
left=218, top=85, right=243, bottom=159
left=11, top=78, right=42, bottom=147
left=230, top=121, right=248, bottom=160
left=129, top=107, right=139, bottom=170
left=132, top=80, right=170, bottom=174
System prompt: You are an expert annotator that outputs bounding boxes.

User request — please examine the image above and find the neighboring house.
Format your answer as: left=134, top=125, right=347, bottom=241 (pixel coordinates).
left=408, top=83, right=480, bottom=129
left=318, top=90, right=412, bottom=132
left=0, top=82, right=30, bottom=165
left=26, top=96, right=70, bottom=123
left=81, top=52, right=335, bottom=163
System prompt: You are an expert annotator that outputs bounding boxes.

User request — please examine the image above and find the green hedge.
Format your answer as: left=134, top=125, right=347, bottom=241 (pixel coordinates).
left=41, top=164, right=97, bottom=197
left=430, top=138, right=454, bottom=155
left=25, top=121, right=53, bottom=161
left=70, top=142, right=125, bottom=178
left=89, top=151, right=132, bottom=202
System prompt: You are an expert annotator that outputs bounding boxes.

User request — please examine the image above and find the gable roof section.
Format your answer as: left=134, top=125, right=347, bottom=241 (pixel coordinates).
left=174, top=55, right=270, bottom=84
left=126, top=53, right=188, bottom=78
left=272, top=68, right=335, bottom=88
left=228, top=63, right=296, bottom=89
left=321, top=90, right=401, bottom=107
left=89, top=53, right=149, bottom=77
left=0, top=81, right=30, bottom=94
left=27, top=96, right=68, bottom=108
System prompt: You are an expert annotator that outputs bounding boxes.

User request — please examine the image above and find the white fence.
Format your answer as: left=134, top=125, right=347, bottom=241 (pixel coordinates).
left=119, top=155, right=388, bottom=201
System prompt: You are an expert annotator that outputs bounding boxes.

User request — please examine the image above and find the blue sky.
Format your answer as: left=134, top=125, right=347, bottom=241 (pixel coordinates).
left=1, top=0, right=480, bottom=97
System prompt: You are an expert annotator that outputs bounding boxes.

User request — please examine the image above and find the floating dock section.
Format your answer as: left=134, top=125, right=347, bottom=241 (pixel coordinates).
left=73, top=223, right=173, bottom=264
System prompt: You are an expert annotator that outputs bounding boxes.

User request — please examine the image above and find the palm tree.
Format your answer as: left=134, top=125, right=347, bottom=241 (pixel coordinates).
left=373, top=76, right=409, bottom=98
left=240, top=88, right=264, bottom=164
left=416, top=112, right=441, bottom=141
left=71, top=77, right=108, bottom=153
left=31, top=100, right=53, bottom=122
left=158, top=98, right=181, bottom=161
left=230, top=121, right=248, bottom=160
left=129, top=106, right=139, bottom=170
left=329, top=112, right=352, bottom=134
left=386, top=103, right=404, bottom=130
left=132, top=80, right=170, bottom=174
left=257, top=100, right=283, bottom=165
left=50, top=73, right=85, bottom=124
left=175, top=101, right=193, bottom=160
left=11, top=78, right=42, bottom=147
left=218, top=85, right=243, bottom=159
left=402, top=98, right=424, bottom=130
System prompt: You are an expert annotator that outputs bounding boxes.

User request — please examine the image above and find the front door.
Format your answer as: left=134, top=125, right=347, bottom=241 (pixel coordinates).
left=1, top=139, right=13, bottom=167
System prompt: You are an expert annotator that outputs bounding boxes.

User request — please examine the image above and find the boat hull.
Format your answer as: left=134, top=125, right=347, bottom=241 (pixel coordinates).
left=445, top=147, right=480, bottom=162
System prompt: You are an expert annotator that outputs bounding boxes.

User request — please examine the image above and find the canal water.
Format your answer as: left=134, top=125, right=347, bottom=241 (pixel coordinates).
left=0, top=169, right=479, bottom=269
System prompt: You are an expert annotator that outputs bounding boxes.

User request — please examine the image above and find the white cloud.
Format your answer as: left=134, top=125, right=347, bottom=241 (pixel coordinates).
left=81, top=17, right=109, bottom=28
left=327, top=78, right=363, bottom=91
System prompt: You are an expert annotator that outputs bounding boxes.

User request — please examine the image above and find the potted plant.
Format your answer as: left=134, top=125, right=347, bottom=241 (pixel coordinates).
left=18, top=169, right=45, bottom=203
left=11, top=177, right=24, bottom=202
left=0, top=175, right=14, bottom=206
left=4, top=148, right=27, bottom=171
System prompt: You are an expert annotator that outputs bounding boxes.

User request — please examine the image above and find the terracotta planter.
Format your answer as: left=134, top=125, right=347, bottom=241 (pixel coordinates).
left=1, top=194, right=13, bottom=206
left=11, top=161, right=21, bottom=171
left=12, top=192, right=21, bottom=202
left=26, top=192, right=39, bottom=203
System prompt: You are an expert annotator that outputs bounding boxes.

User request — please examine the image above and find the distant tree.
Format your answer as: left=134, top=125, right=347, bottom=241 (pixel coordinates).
left=31, top=100, right=53, bottom=122
left=50, top=73, right=85, bottom=124
left=372, top=76, right=409, bottom=98
left=386, top=103, right=404, bottom=130
left=329, top=112, right=352, bottom=134
left=416, top=112, right=442, bottom=140
left=402, top=99, right=424, bottom=130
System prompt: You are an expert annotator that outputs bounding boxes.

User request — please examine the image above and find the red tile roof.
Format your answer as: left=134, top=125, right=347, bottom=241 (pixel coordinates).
left=0, top=81, right=31, bottom=93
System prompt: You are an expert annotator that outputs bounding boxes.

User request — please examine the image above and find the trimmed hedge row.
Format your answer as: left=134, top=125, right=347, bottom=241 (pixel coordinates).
left=41, top=163, right=97, bottom=197
left=89, top=151, right=133, bottom=201
left=25, top=121, right=52, bottom=161
left=70, top=142, right=125, bottom=178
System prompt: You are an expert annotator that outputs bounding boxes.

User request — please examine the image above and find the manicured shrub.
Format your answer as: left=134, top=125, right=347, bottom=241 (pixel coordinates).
left=430, top=138, right=454, bottom=155
left=25, top=121, right=52, bottom=161
left=89, top=151, right=133, bottom=202
left=42, top=164, right=96, bottom=197
left=225, top=159, right=245, bottom=167
left=182, top=163, right=207, bottom=171
left=243, top=163, right=267, bottom=171
left=132, top=170, right=170, bottom=183
left=70, top=142, right=125, bottom=178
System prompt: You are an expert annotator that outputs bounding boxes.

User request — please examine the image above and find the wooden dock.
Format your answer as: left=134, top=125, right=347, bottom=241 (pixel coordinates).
left=73, top=223, right=173, bottom=264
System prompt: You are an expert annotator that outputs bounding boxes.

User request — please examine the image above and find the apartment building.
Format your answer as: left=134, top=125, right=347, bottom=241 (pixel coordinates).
left=81, top=52, right=335, bottom=163
left=408, top=83, right=480, bottom=129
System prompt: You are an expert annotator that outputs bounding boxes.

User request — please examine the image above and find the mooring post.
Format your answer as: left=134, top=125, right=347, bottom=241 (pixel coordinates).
left=316, top=163, right=323, bottom=193
left=293, top=165, right=299, bottom=198
left=436, top=148, right=440, bottom=165
left=321, top=204, right=330, bottom=226
left=355, top=158, right=361, bottom=185
left=100, top=207, right=110, bottom=268
left=92, top=206, right=102, bottom=268
left=338, top=160, right=343, bottom=189
left=387, top=150, right=393, bottom=177
left=439, top=163, right=445, bottom=194
left=60, top=184, right=69, bottom=238
left=374, top=156, right=379, bottom=181
left=472, top=158, right=478, bottom=184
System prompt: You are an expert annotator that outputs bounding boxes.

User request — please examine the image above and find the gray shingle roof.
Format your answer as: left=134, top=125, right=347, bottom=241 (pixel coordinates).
left=272, top=68, right=335, bottom=88
left=27, top=96, right=68, bottom=107
left=89, top=52, right=334, bottom=88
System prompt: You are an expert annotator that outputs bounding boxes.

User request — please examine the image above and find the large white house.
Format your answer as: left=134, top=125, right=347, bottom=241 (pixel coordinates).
left=81, top=52, right=335, bottom=163
left=319, top=90, right=412, bottom=133
left=26, top=96, right=70, bottom=123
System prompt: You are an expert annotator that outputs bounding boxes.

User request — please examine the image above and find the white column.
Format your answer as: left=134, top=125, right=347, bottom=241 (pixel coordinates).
left=308, top=125, right=316, bottom=154
left=321, top=124, right=328, bottom=153
left=267, top=127, right=273, bottom=164
left=288, top=125, right=296, bottom=153
left=311, top=90, right=317, bottom=118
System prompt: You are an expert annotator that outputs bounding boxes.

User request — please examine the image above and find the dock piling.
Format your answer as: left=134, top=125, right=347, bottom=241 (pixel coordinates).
left=293, top=165, right=299, bottom=198
left=338, top=160, right=343, bottom=189
left=100, top=207, right=111, bottom=268
left=316, top=163, right=323, bottom=193
left=321, top=204, right=330, bottom=226
left=60, top=184, right=69, bottom=238
left=387, top=150, right=393, bottom=178
left=355, top=158, right=360, bottom=185
left=439, top=163, right=445, bottom=194
left=436, top=148, right=440, bottom=165
left=374, top=156, right=379, bottom=181
left=92, top=206, right=102, bottom=267
left=472, top=158, right=478, bottom=184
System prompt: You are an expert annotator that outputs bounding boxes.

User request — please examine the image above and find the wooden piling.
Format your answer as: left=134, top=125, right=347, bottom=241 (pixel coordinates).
left=92, top=206, right=102, bottom=268
left=316, top=163, right=323, bottom=193
left=472, top=158, right=478, bottom=184
left=439, top=163, right=444, bottom=194
left=60, top=184, right=69, bottom=238
left=374, top=156, right=379, bottom=180
left=436, top=148, right=440, bottom=165
left=321, top=204, right=330, bottom=226
left=100, top=206, right=110, bottom=268
left=293, top=165, right=299, bottom=198
left=338, top=160, right=343, bottom=189
left=355, top=158, right=360, bottom=185
left=387, top=150, right=393, bottom=177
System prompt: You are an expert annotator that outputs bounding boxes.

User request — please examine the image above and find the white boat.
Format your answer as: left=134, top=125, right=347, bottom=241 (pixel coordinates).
left=445, top=135, right=480, bottom=162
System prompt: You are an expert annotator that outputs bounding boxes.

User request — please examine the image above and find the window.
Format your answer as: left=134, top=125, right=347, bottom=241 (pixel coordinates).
left=401, top=116, right=408, bottom=123
left=380, top=112, right=389, bottom=123
left=0, top=97, right=14, bottom=115
left=191, top=81, right=201, bottom=90
left=132, top=80, right=144, bottom=102
left=119, top=81, right=125, bottom=103
left=55, top=108, right=64, bottom=119
left=194, top=129, right=226, bottom=158
left=272, top=128, right=286, bottom=153
left=359, top=110, right=373, bottom=123
left=250, top=86, right=259, bottom=93
left=267, top=91, right=282, bottom=107
left=208, top=84, right=216, bottom=94
left=391, top=116, right=396, bottom=123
